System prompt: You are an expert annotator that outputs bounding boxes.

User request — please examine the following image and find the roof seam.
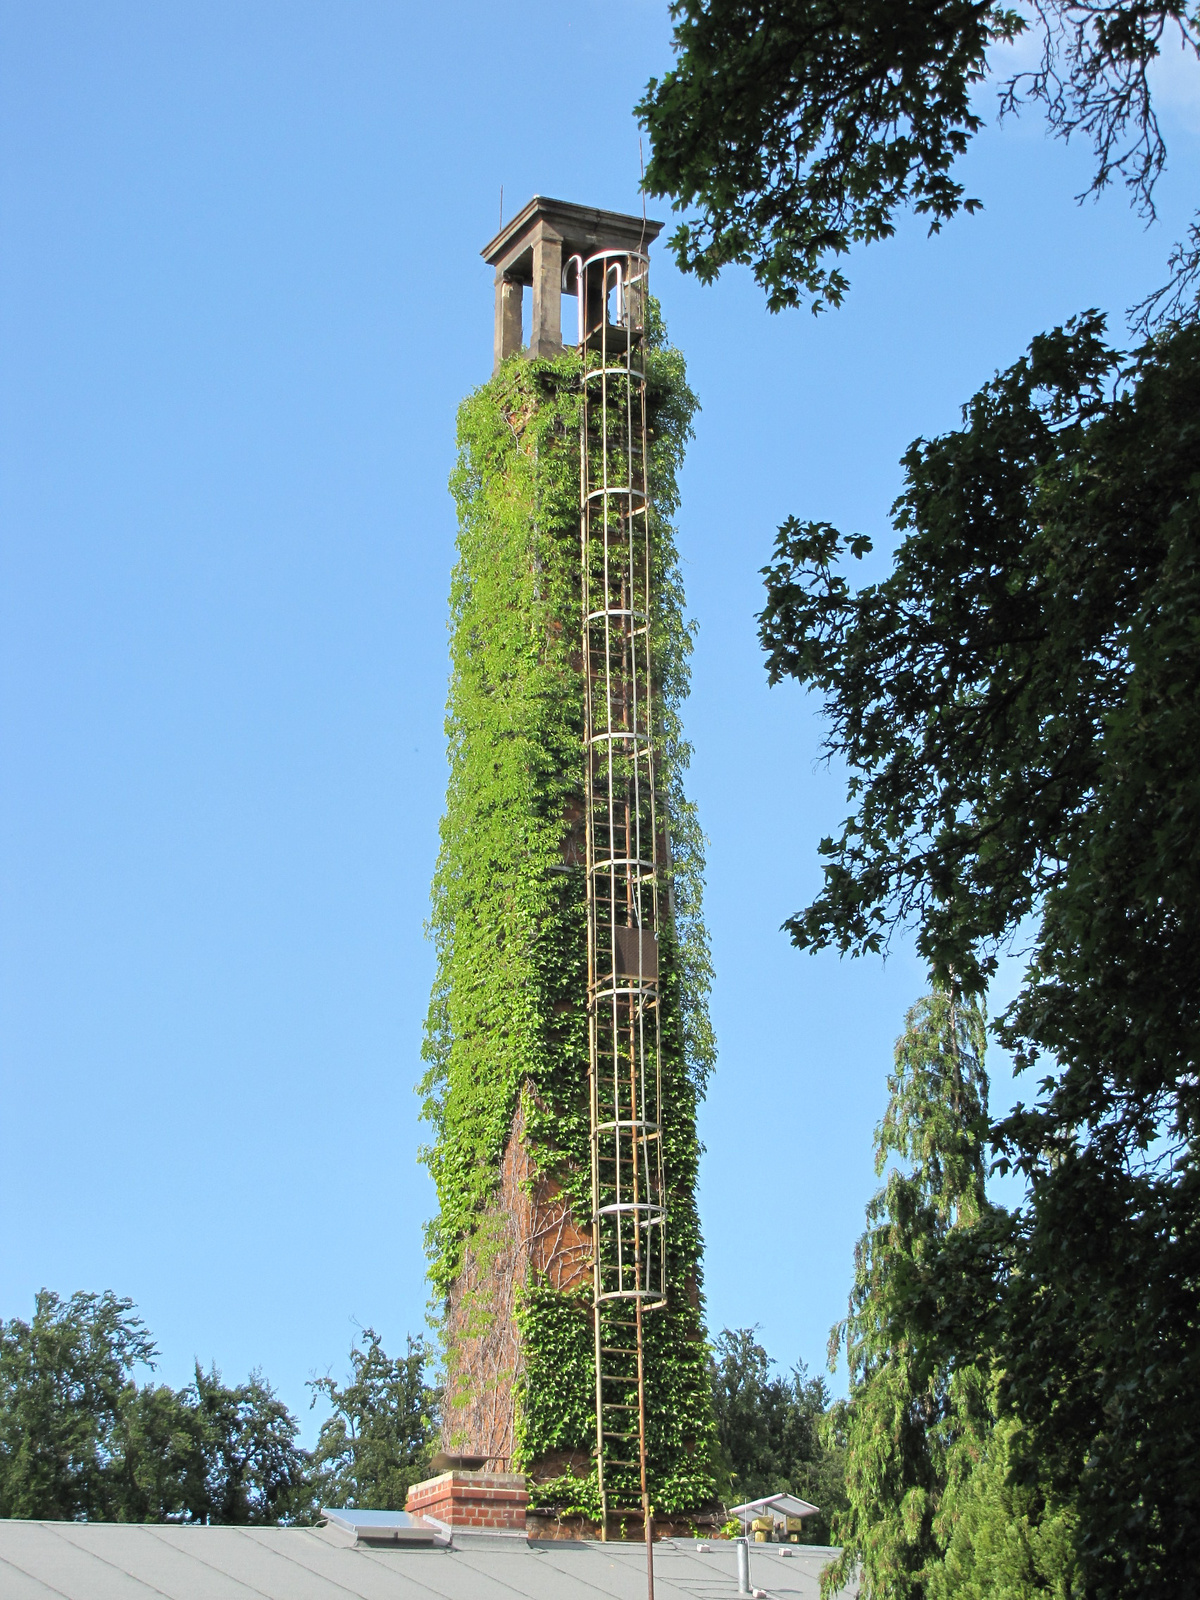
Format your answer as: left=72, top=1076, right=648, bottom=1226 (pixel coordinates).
left=44, top=1525, right=186, bottom=1600
left=145, top=1524, right=370, bottom=1600
left=0, top=1548, right=76, bottom=1600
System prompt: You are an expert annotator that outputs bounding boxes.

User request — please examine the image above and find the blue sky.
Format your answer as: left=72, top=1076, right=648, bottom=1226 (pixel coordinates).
left=2, top=2, right=1197, bottom=1438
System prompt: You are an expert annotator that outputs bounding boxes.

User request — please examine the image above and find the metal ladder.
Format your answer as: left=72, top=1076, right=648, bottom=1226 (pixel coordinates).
left=574, top=243, right=666, bottom=1565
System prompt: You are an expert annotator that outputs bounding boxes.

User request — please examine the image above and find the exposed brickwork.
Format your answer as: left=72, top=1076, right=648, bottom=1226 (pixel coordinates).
left=525, top=1508, right=722, bottom=1542
left=441, top=1095, right=590, bottom=1463
left=406, top=1470, right=529, bottom=1532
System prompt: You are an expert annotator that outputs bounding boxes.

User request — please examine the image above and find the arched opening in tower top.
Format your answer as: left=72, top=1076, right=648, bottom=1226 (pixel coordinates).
left=480, top=196, right=663, bottom=370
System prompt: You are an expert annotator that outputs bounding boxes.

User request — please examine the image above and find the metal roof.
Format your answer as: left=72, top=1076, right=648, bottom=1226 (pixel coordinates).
left=0, top=1520, right=854, bottom=1599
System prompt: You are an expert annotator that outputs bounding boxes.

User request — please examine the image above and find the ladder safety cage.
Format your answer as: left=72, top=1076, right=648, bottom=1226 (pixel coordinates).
left=574, top=244, right=666, bottom=1548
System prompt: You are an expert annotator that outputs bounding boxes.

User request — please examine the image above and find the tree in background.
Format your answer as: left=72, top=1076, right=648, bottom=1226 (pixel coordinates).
left=639, top=10, right=1199, bottom=1593
left=758, top=319, right=1200, bottom=1596
left=821, top=993, right=1077, bottom=1599
left=0, top=1290, right=311, bottom=1524
left=823, top=992, right=990, bottom=1597
left=184, top=1364, right=312, bottom=1525
left=309, top=1329, right=440, bottom=1511
left=111, top=1379, right=206, bottom=1523
left=926, top=1411, right=1080, bottom=1600
left=0, top=1290, right=155, bottom=1521
left=709, top=1326, right=847, bottom=1544
left=638, top=0, right=1199, bottom=324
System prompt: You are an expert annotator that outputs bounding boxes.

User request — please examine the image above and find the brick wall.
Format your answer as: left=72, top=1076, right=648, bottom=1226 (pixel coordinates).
left=405, top=1470, right=528, bottom=1533
left=441, top=1099, right=590, bottom=1465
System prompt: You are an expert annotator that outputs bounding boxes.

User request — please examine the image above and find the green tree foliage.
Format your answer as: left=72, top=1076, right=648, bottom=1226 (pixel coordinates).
left=640, top=8, right=1199, bottom=1591
left=822, top=993, right=1007, bottom=1598
left=0, top=1289, right=311, bottom=1524
left=112, top=1379, right=202, bottom=1521
left=821, top=993, right=1079, bottom=1599
left=709, top=1326, right=846, bottom=1543
left=637, top=1, right=1200, bottom=320
left=760, top=319, right=1200, bottom=1596
left=928, top=1411, right=1079, bottom=1600
left=110, top=1366, right=311, bottom=1524
left=309, top=1329, right=440, bottom=1510
left=181, top=1364, right=312, bottom=1525
left=0, top=1290, right=156, bottom=1520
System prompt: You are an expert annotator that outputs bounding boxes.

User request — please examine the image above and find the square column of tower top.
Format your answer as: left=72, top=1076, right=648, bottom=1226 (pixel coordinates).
left=481, top=196, right=664, bottom=372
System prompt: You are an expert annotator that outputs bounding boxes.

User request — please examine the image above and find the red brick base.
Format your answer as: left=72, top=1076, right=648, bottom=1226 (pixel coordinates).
left=405, top=1470, right=528, bottom=1533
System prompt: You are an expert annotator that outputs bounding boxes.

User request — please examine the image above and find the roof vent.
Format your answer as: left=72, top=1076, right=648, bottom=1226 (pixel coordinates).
left=320, top=1508, right=449, bottom=1547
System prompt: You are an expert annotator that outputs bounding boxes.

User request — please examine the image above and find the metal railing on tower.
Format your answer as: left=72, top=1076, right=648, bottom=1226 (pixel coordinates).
left=571, top=243, right=666, bottom=1567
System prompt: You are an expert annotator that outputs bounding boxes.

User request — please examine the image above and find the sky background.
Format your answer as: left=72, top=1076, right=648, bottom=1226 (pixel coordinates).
left=2, top=2, right=1198, bottom=1441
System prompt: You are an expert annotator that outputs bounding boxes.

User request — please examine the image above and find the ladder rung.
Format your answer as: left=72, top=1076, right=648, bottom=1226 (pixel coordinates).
left=600, top=1347, right=638, bottom=1356
left=602, top=1403, right=637, bottom=1411
left=603, top=1430, right=636, bottom=1439
left=601, top=1372, right=638, bottom=1384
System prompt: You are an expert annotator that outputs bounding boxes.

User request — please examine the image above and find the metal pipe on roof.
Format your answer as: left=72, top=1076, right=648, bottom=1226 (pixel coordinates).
left=736, top=1537, right=750, bottom=1595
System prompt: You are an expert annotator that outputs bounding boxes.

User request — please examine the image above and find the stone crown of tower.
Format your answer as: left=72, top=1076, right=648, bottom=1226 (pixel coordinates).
left=481, top=196, right=663, bottom=369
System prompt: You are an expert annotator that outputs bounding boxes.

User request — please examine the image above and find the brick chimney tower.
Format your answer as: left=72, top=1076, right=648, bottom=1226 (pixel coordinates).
left=413, top=197, right=718, bottom=1540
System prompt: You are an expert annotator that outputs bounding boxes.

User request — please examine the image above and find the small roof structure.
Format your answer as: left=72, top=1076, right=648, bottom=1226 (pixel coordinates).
left=320, top=1507, right=450, bottom=1546
left=729, top=1492, right=822, bottom=1528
